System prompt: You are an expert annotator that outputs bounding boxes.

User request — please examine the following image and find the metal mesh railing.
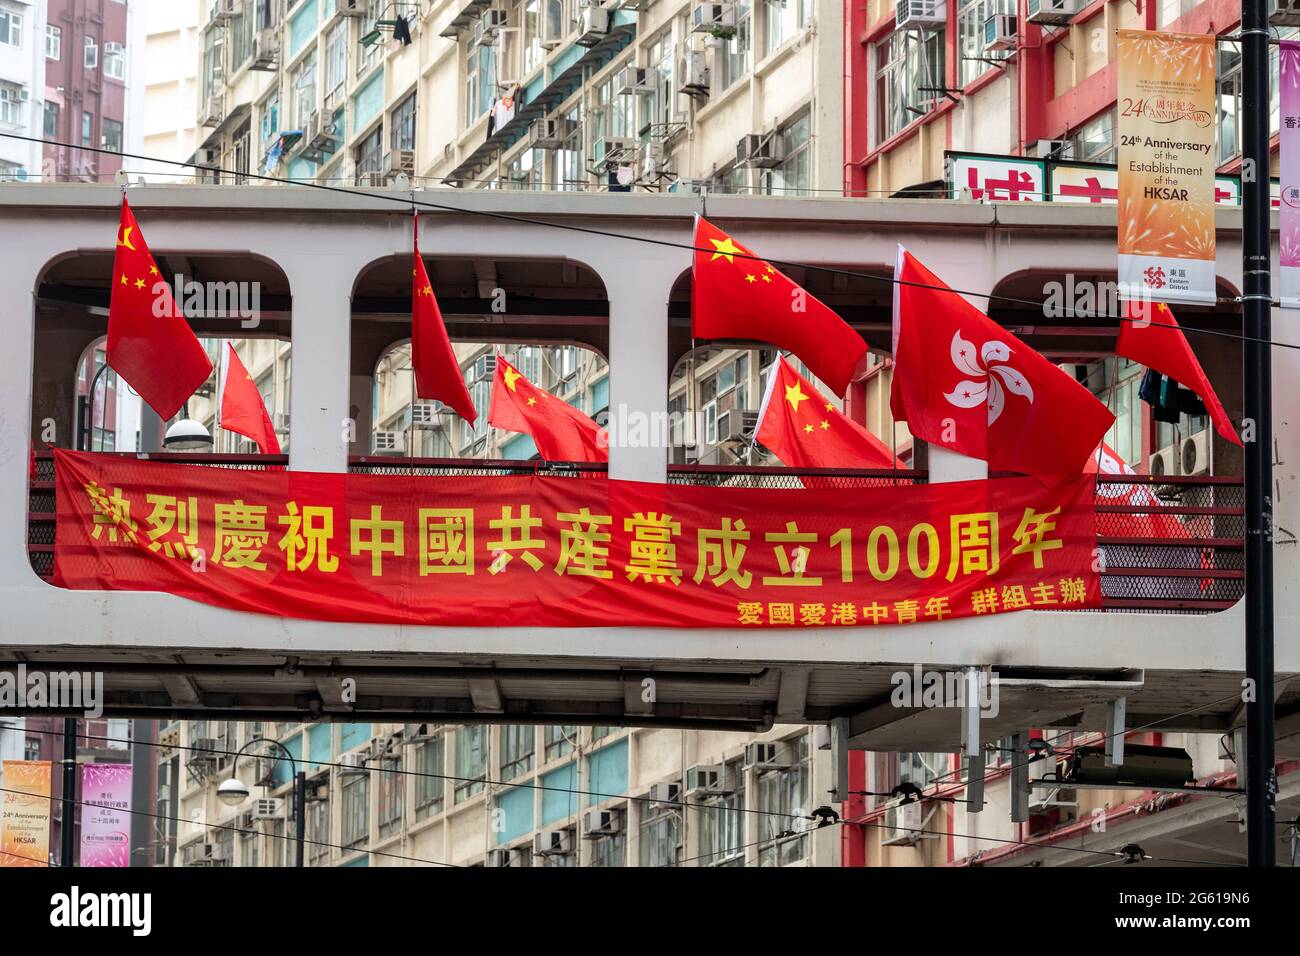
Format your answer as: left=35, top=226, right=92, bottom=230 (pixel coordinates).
left=27, top=452, right=1244, bottom=613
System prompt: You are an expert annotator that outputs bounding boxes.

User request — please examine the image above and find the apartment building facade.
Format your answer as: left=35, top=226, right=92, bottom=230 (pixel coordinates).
left=161, top=718, right=839, bottom=867
left=0, top=0, right=48, bottom=179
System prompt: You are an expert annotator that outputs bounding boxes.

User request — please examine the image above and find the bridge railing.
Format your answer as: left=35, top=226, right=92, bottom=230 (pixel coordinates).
left=27, top=452, right=1242, bottom=614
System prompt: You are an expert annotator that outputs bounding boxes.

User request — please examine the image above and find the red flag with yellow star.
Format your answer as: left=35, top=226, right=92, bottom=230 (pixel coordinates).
left=219, top=342, right=281, bottom=455
left=413, top=213, right=476, bottom=424
left=691, top=215, right=866, bottom=397
left=488, top=355, right=607, bottom=462
left=1118, top=300, right=1240, bottom=446
left=755, top=355, right=896, bottom=469
left=107, top=196, right=213, bottom=419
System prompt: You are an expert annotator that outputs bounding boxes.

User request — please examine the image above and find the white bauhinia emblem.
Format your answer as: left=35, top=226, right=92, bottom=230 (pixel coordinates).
left=943, top=331, right=1034, bottom=425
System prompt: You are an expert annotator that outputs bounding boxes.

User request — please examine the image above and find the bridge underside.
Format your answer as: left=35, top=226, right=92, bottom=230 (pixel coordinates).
left=3, top=647, right=1297, bottom=757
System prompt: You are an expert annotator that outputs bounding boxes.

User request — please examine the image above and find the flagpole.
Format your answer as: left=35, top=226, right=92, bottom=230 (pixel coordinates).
left=1241, top=0, right=1277, bottom=867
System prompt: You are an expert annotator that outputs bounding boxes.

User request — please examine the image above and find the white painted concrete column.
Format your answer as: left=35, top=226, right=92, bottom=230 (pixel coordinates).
left=279, top=253, right=356, bottom=473
left=929, top=445, right=988, bottom=483
left=598, top=253, right=679, bottom=484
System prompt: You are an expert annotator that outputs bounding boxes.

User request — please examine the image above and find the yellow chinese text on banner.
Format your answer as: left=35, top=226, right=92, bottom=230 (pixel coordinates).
left=1117, top=31, right=1217, bottom=305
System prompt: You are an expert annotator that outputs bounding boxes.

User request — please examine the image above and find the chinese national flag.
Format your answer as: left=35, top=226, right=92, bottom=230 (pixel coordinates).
left=219, top=343, right=281, bottom=455
left=412, top=214, right=476, bottom=424
left=107, top=196, right=213, bottom=419
left=756, top=355, right=896, bottom=468
left=891, top=246, right=1114, bottom=476
left=691, top=216, right=866, bottom=397
left=487, top=355, right=607, bottom=462
left=1118, top=300, right=1241, bottom=446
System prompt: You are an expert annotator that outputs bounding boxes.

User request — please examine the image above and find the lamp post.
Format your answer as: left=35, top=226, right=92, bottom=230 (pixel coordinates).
left=218, top=737, right=306, bottom=868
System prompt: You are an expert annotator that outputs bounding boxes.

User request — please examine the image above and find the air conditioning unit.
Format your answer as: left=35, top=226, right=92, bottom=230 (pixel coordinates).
left=577, top=4, right=611, bottom=47
left=338, top=751, right=369, bottom=772
left=1026, top=0, right=1079, bottom=26
left=617, top=66, right=656, bottom=96
left=692, top=2, right=737, bottom=33
left=1181, top=429, right=1209, bottom=475
left=305, top=111, right=341, bottom=152
left=895, top=0, right=945, bottom=30
left=590, top=135, right=635, bottom=173
left=251, top=30, right=279, bottom=71
left=487, top=847, right=528, bottom=867
left=1272, top=0, right=1300, bottom=27
left=681, top=49, right=711, bottom=96
left=340, top=0, right=369, bottom=17
left=182, top=842, right=217, bottom=866
left=667, top=177, right=710, bottom=195
left=404, top=722, right=436, bottom=743
left=983, top=14, right=1017, bottom=51
left=685, top=764, right=733, bottom=797
left=1148, top=443, right=1176, bottom=477
left=17, top=87, right=30, bottom=103
left=881, top=798, right=924, bottom=846
left=582, top=807, right=623, bottom=837
left=647, top=782, right=681, bottom=804
left=372, top=430, right=405, bottom=453
left=212, top=0, right=240, bottom=23
left=1034, top=138, right=1072, bottom=159
left=482, top=8, right=508, bottom=35
left=411, top=401, right=440, bottom=427
left=189, top=737, right=221, bottom=762
left=640, top=141, right=672, bottom=180
left=391, top=149, right=416, bottom=174
left=744, top=741, right=791, bottom=772
left=736, top=132, right=785, bottom=169
left=534, top=829, right=574, bottom=856
left=252, top=797, right=284, bottom=820
left=528, top=117, right=578, bottom=149
left=669, top=445, right=699, bottom=464
left=202, top=94, right=225, bottom=127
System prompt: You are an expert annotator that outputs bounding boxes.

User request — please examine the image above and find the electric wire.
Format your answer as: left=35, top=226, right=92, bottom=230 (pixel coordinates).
left=3, top=131, right=1296, bottom=352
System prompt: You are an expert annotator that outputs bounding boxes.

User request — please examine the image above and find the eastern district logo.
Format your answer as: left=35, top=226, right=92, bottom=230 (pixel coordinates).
left=1143, top=266, right=1166, bottom=289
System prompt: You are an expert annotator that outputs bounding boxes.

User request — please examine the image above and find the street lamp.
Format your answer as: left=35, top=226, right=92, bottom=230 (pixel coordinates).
left=219, top=737, right=306, bottom=868
left=163, top=413, right=214, bottom=451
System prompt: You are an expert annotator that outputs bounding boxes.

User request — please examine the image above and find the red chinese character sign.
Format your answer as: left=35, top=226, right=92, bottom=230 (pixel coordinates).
left=53, top=451, right=1102, bottom=628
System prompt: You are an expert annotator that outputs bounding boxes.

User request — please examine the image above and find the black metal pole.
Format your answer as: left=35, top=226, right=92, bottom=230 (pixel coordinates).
left=295, top=771, right=306, bottom=868
left=59, top=719, right=77, bottom=866
left=1241, top=0, right=1277, bottom=867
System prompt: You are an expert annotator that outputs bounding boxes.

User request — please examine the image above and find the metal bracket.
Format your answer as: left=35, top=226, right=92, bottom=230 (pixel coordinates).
left=961, top=667, right=985, bottom=813
left=1104, top=697, right=1127, bottom=767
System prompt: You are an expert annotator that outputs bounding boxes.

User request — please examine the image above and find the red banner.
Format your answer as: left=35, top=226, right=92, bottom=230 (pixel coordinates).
left=53, top=450, right=1102, bottom=628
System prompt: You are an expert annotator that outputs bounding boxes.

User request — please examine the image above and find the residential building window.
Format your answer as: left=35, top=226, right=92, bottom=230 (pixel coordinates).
left=414, top=735, right=445, bottom=819
left=358, top=1, right=382, bottom=75
left=24, top=737, right=39, bottom=761
left=45, top=24, right=60, bottom=60
left=720, top=1, right=753, bottom=91
left=595, top=71, right=632, bottom=146
left=465, top=43, right=496, bottom=123
left=590, top=725, right=615, bottom=741
left=376, top=756, right=403, bottom=839
left=0, top=84, right=21, bottom=126
left=500, top=725, right=535, bottom=780
left=644, top=30, right=675, bottom=133
left=700, top=353, right=750, bottom=446
left=324, top=22, right=347, bottom=104
left=505, top=146, right=541, bottom=190
left=340, top=771, right=369, bottom=848
left=0, top=9, right=21, bottom=47
left=1069, top=109, right=1115, bottom=165
left=874, top=27, right=944, bottom=144
left=638, top=798, right=682, bottom=866
left=589, top=828, right=625, bottom=866
left=84, top=36, right=98, bottom=69
left=307, top=793, right=330, bottom=865
left=291, top=48, right=318, bottom=129
left=522, top=0, right=544, bottom=76
left=202, top=28, right=222, bottom=102
left=101, top=118, right=123, bottom=155
left=104, top=41, right=125, bottom=80
left=556, top=109, right=584, bottom=188
left=760, top=112, right=811, bottom=196
left=240, top=825, right=259, bottom=867
left=764, top=0, right=808, bottom=58
left=391, top=92, right=416, bottom=152
left=259, top=90, right=280, bottom=146
left=454, top=725, right=488, bottom=802
left=81, top=111, right=93, bottom=147
left=757, top=734, right=812, bottom=866
left=1216, top=31, right=1296, bottom=165
left=897, top=751, right=948, bottom=788
left=462, top=356, right=493, bottom=449
left=230, top=9, right=253, bottom=69
left=712, top=163, right=749, bottom=195
left=698, top=760, right=746, bottom=865
left=543, top=725, right=575, bottom=761
left=957, top=0, right=1011, bottom=86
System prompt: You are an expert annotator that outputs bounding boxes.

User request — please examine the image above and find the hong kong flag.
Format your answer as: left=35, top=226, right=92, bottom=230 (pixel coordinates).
left=412, top=213, right=476, bottom=425
left=755, top=355, right=896, bottom=468
left=107, top=196, right=213, bottom=420
left=488, top=355, right=607, bottom=462
left=219, top=343, right=281, bottom=455
left=890, top=247, right=1114, bottom=475
left=1118, top=300, right=1241, bottom=446
left=691, top=215, right=866, bottom=397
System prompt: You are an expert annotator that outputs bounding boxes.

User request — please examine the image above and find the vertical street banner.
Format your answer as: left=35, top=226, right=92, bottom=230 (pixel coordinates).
left=1117, top=31, right=1217, bottom=305
left=80, top=763, right=132, bottom=867
left=1281, top=41, right=1300, bottom=308
left=0, top=761, right=52, bottom=867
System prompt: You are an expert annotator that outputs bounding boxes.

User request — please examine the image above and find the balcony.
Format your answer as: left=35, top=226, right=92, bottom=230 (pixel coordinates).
left=28, top=452, right=1243, bottom=613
